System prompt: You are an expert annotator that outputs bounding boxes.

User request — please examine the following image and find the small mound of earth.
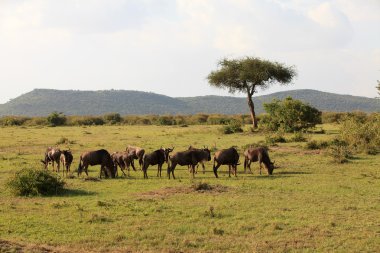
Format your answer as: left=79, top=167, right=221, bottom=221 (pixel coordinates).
left=137, top=184, right=229, bottom=200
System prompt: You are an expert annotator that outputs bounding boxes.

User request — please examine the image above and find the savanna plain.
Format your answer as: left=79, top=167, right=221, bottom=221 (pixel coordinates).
left=0, top=124, right=379, bottom=252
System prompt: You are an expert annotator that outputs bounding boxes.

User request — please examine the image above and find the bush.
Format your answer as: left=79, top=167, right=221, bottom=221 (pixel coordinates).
left=47, top=112, right=67, bottom=127
left=103, top=113, right=122, bottom=125
left=329, top=139, right=352, bottom=163
left=265, top=132, right=286, bottom=145
left=340, top=113, right=380, bottom=154
left=261, top=97, right=322, bottom=132
left=69, top=116, right=105, bottom=126
left=220, top=121, right=243, bottom=134
left=306, top=140, right=330, bottom=150
left=290, top=132, right=308, bottom=142
left=0, top=116, right=30, bottom=126
left=7, top=168, right=65, bottom=196
left=156, top=116, right=174, bottom=125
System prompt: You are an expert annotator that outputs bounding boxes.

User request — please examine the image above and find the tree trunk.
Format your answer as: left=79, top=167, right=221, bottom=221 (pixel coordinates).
left=247, top=95, right=257, bottom=128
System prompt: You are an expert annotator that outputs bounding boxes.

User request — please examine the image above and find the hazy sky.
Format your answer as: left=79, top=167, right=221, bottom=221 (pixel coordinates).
left=0, top=0, right=379, bottom=104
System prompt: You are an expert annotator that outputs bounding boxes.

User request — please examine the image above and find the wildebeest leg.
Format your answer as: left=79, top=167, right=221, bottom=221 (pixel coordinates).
left=130, top=160, right=137, bottom=171
left=259, top=162, right=262, bottom=175
left=202, top=162, right=205, bottom=174
left=228, top=165, right=231, bottom=177
left=84, top=165, right=89, bottom=176
left=168, top=163, right=176, bottom=179
left=213, top=163, right=221, bottom=178
left=191, top=164, right=196, bottom=178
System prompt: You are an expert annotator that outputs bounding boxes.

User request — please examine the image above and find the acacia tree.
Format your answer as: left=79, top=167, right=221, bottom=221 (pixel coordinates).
left=207, top=57, right=296, bottom=128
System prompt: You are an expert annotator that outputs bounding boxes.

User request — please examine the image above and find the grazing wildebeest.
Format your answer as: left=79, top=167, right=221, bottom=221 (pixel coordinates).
left=187, top=146, right=206, bottom=174
left=142, top=147, right=174, bottom=179
left=168, top=148, right=211, bottom=179
left=126, top=145, right=145, bottom=169
left=41, top=147, right=62, bottom=172
left=244, top=147, right=275, bottom=175
left=60, top=150, right=73, bottom=176
left=77, top=149, right=116, bottom=178
left=213, top=147, right=240, bottom=178
left=111, top=151, right=135, bottom=177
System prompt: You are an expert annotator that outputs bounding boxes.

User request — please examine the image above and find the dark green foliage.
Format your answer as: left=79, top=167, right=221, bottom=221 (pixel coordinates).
left=290, top=132, right=308, bottom=142
left=321, top=112, right=346, bottom=124
left=7, top=168, right=65, bottom=196
left=47, top=112, right=66, bottom=127
left=261, top=97, right=321, bottom=132
left=328, top=139, right=352, bottom=163
left=69, top=116, right=105, bottom=126
left=0, top=116, right=29, bottom=126
left=265, top=132, right=286, bottom=145
left=220, top=121, right=243, bottom=134
left=340, top=113, right=380, bottom=154
left=306, top=140, right=330, bottom=150
left=103, top=113, right=122, bottom=125
left=156, top=116, right=174, bottom=125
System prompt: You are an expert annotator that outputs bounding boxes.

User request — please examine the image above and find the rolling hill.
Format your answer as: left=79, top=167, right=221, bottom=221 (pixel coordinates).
left=0, top=89, right=378, bottom=116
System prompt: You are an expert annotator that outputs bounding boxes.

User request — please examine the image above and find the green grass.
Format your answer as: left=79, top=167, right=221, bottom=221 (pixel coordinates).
left=0, top=125, right=379, bottom=252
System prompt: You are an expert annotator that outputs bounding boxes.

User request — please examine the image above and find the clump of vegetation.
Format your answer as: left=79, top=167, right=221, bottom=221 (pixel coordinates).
left=306, top=140, right=329, bottom=150
left=7, top=168, right=65, bottom=196
left=47, top=112, right=67, bottom=127
left=220, top=121, right=243, bottom=134
left=328, top=139, right=352, bottom=163
left=55, top=137, right=75, bottom=145
left=340, top=113, right=380, bottom=155
left=261, top=97, right=321, bottom=132
left=193, top=182, right=213, bottom=191
left=103, top=113, right=122, bottom=125
left=0, top=116, right=30, bottom=126
left=265, top=132, right=286, bottom=145
left=290, top=131, right=308, bottom=142
left=156, top=115, right=174, bottom=125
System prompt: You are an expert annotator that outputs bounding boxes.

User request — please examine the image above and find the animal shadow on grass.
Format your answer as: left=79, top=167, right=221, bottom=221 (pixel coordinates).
left=56, top=188, right=96, bottom=197
left=276, top=171, right=312, bottom=175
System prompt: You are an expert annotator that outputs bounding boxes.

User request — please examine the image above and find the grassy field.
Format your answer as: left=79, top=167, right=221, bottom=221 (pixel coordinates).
left=0, top=124, right=379, bottom=252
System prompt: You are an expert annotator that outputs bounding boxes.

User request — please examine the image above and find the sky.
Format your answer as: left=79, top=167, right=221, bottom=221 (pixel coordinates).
left=0, top=0, right=379, bottom=104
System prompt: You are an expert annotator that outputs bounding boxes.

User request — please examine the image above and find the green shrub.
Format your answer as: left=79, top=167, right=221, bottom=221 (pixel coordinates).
left=261, top=97, right=322, bottom=132
left=103, top=113, right=122, bottom=125
left=69, top=116, right=105, bottom=126
left=329, top=139, right=352, bottom=163
left=156, top=116, right=174, bottom=125
left=7, top=168, right=65, bottom=196
left=220, top=121, right=243, bottom=134
left=0, top=116, right=30, bottom=126
left=340, top=113, right=380, bottom=154
left=47, top=112, right=67, bottom=127
left=265, top=132, right=286, bottom=145
left=306, top=140, right=330, bottom=150
left=290, top=131, right=308, bottom=142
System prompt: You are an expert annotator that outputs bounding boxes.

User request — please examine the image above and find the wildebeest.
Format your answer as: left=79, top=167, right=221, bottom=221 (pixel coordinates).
left=77, top=149, right=116, bottom=178
left=168, top=148, right=211, bottom=179
left=60, top=150, right=73, bottom=176
left=126, top=145, right=145, bottom=169
left=244, top=147, right=275, bottom=175
left=187, top=146, right=206, bottom=174
left=111, top=151, right=135, bottom=177
left=142, top=147, right=174, bottom=179
left=41, top=147, right=62, bottom=172
left=213, top=147, right=240, bottom=178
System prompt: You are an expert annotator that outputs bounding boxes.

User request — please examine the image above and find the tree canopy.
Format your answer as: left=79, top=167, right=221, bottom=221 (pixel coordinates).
left=207, top=57, right=296, bottom=128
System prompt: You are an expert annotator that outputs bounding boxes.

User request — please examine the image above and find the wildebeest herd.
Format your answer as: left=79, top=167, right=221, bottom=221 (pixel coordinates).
left=41, top=145, right=275, bottom=179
